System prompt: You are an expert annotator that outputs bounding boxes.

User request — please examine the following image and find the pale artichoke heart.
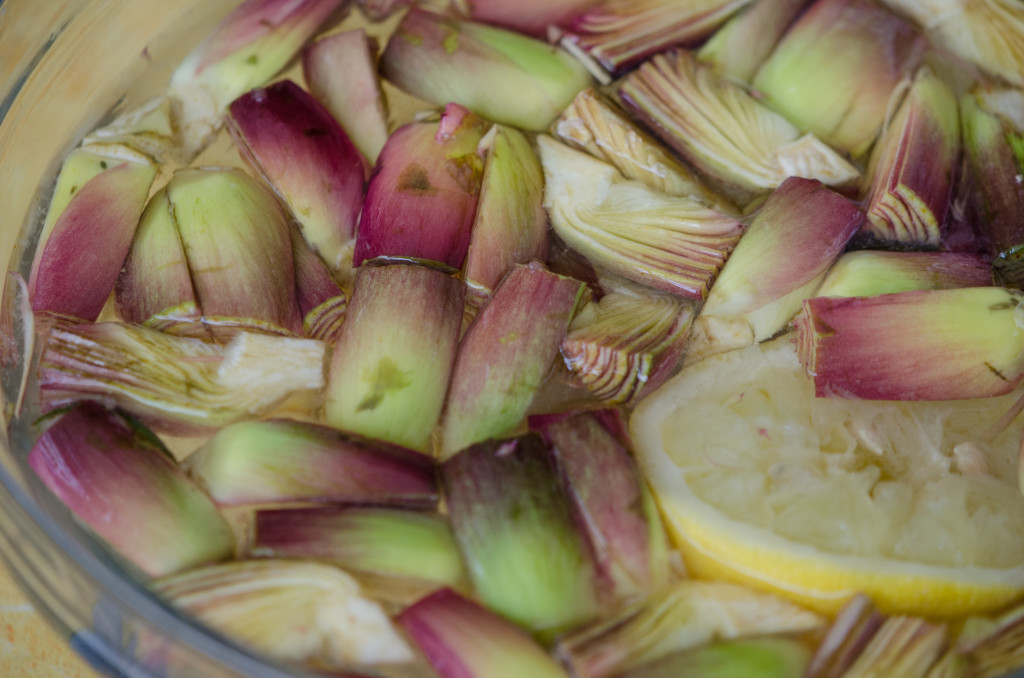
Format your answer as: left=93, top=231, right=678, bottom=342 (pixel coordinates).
left=541, top=136, right=741, bottom=238
left=166, top=79, right=221, bottom=160
left=575, top=181, right=738, bottom=233
left=555, top=89, right=736, bottom=212
left=623, top=51, right=860, bottom=194
left=39, top=321, right=326, bottom=431
left=540, top=135, right=742, bottom=298
left=216, top=332, right=326, bottom=412
left=884, top=0, right=1024, bottom=87
left=774, top=134, right=863, bottom=187
left=154, top=560, right=414, bottom=668
left=682, top=63, right=807, bottom=190
left=554, top=110, right=692, bottom=197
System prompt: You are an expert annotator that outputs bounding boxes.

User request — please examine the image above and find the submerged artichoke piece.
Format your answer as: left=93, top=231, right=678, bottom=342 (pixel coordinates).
left=442, top=435, right=601, bottom=635
left=462, top=125, right=549, bottom=305
left=324, top=263, right=464, bottom=452
left=39, top=321, right=325, bottom=432
left=960, top=87, right=1024, bottom=287
left=115, top=189, right=203, bottom=336
left=558, top=0, right=753, bottom=75
left=804, top=595, right=883, bottom=678
left=554, top=88, right=735, bottom=212
left=561, top=291, right=693, bottom=404
left=557, top=580, right=824, bottom=678
left=186, top=419, right=437, bottom=508
left=929, top=653, right=971, bottom=678
left=958, top=598, right=1024, bottom=678
left=795, top=287, right=1024, bottom=400
left=170, top=168, right=302, bottom=337
left=153, top=559, right=414, bottom=669
left=623, top=638, right=811, bottom=678
left=530, top=411, right=670, bottom=599
left=359, top=0, right=414, bottom=20
left=291, top=229, right=347, bottom=343
left=227, top=79, right=365, bottom=276
left=539, top=134, right=743, bottom=299
left=81, top=96, right=179, bottom=162
left=380, top=8, right=593, bottom=131
left=398, top=588, right=571, bottom=678
left=697, top=0, right=809, bottom=83
left=972, top=86, right=1024, bottom=157
left=752, top=0, right=925, bottom=156
left=688, top=177, right=863, bottom=363
left=806, top=595, right=949, bottom=678
left=29, top=149, right=156, bottom=322
left=842, top=616, right=948, bottom=678
left=881, top=0, right=1024, bottom=88
left=354, top=104, right=486, bottom=269
left=29, top=403, right=234, bottom=577
left=861, top=67, right=960, bottom=247
left=453, top=0, right=597, bottom=36
left=618, top=50, right=860, bottom=205
left=440, top=263, right=586, bottom=459
left=253, top=507, right=464, bottom=587
left=120, top=168, right=304, bottom=338
left=815, top=251, right=992, bottom=298
left=168, top=0, right=346, bottom=155
left=303, top=28, right=389, bottom=164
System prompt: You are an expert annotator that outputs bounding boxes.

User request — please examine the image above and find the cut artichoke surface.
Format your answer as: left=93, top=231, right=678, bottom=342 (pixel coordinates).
left=860, top=66, right=960, bottom=247
left=15, top=0, right=1024, bottom=675
left=561, top=291, right=693, bottom=404
left=618, top=49, right=861, bottom=205
left=556, top=0, right=756, bottom=75
left=153, top=559, right=415, bottom=669
left=881, top=0, right=1024, bottom=88
left=539, top=134, right=743, bottom=299
left=554, top=87, right=736, bottom=213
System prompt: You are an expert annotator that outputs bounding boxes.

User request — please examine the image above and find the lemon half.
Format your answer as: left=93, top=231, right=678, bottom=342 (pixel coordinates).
left=630, top=338, right=1024, bottom=617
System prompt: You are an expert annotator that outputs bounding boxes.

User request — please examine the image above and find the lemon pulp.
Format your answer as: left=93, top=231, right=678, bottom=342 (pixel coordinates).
left=630, top=338, right=1024, bottom=617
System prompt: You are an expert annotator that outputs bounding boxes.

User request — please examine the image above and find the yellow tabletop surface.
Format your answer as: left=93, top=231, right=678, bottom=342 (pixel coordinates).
left=0, top=562, right=96, bottom=677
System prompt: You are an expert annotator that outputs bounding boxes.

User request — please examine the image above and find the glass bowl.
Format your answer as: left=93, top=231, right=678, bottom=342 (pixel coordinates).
left=3, top=3, right=1024, bottom=678
left=0, top=2, right=346, bottom=675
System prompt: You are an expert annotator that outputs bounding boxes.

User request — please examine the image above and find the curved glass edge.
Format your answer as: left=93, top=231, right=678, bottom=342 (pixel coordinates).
left=0, top=1, right=361, bottom=676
